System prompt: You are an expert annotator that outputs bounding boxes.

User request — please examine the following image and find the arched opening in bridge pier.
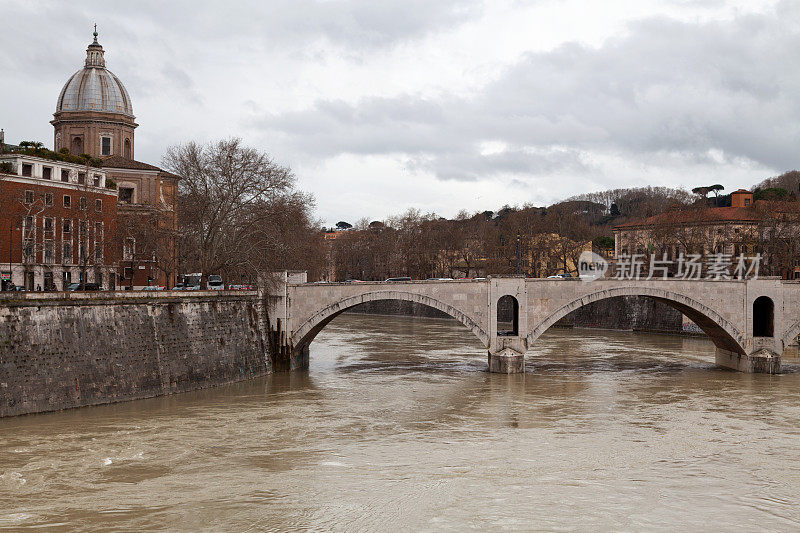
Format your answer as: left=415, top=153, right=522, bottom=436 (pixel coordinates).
left=497, top=295, right=519, bottom=336
left=753, top=296, right=774, bottom=337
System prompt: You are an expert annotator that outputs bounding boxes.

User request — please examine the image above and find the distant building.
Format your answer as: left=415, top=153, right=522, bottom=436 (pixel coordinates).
left=0, top=153, right=118, bottom=290
left=613, top=189, right=800, bottom=279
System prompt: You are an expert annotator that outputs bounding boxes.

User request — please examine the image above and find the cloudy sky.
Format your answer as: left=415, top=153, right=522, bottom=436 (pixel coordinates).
left=2, top=0, right=798, bottom=225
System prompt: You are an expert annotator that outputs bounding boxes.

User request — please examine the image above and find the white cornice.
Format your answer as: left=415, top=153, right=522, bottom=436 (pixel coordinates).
left=0, top=173, right=118, bottom=197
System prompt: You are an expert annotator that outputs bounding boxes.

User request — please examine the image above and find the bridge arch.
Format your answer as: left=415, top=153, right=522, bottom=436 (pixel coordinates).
left=781, top=319, right=800, bottom=352
left=526, top=286, right=747, bottom=355
left=292, top=290, right=489, bottom=355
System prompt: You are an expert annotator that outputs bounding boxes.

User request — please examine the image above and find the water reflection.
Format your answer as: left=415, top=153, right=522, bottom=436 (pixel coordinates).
left=2, top=313, right=800, bottom=530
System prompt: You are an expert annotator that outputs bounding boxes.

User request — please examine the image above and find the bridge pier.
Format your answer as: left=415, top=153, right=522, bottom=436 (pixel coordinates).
left=293, top=344, right=310, bottom=371
left=715, top=348, right=781, bottom=374
left=488, top=348, right=525, bottom=373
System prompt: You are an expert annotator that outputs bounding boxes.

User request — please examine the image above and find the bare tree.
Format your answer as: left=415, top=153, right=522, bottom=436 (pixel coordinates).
left=163, top=138, right=318, bottom=286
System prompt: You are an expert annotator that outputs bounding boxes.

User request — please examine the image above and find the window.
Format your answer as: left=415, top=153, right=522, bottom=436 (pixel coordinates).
left=62, top=242, right=73, bottom=264
left=77, top=172, right=86, bottom=185
left=61, top=169, right=70, bottom=182
left=71, top=137, right=83, bottom=155
left=44, top=242, right=54, bottom=264
left=123, top=237, right=135, bottom=261
left=95, top=199, right=102, bottom=212
left=80, top=197, right=87, bottom=210
left=95, top=245, right=103, bottom=262
left=63, top=219, right=72, bottom=234
left=63, top=195, right=71, bottom=208
left=123, top=267, right=133, bottom=279
left=101, top=136, right=112, bottom=156
left=44, top=217, right=54, bottom=235
left=119, top=187, right=133, bottom=203
left=22, top=163, right=32, bottom=177
left=44, top=271, right=55, bottom=290
left=93, top=175, right=101, bottom=187
left=745, top=198, right=751, bottom=206
left=124, top=139, right=131, bottom=159
left=42, top=166, right=52, bottom=180
left=24, top=190, right=34, bottom=204
left=45, top=192, right=53, bottom=206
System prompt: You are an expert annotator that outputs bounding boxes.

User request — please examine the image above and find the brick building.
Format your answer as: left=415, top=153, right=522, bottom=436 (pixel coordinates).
left=0, top=153, right=118, bottom=290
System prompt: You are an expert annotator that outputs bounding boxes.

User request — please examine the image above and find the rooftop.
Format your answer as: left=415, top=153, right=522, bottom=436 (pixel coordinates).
left=101, top=155, right=181, bottom=179
left=614, top=202, right=800, bottom=229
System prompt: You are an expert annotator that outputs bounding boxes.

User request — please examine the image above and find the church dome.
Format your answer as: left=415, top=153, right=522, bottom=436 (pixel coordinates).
left=55, top=31, right=134, bottom=117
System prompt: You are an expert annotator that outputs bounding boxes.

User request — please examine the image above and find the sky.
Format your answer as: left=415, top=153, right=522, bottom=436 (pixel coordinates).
left=1, top=0, right=798, bottom=226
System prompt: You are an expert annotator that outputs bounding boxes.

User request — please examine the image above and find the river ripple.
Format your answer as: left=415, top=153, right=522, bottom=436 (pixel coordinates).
left=2, top=313, right=800, bottom=531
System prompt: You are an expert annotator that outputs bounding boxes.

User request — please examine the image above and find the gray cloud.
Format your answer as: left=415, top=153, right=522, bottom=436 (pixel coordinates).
left=0, top=0, right=794, bottom=223
left=254, top=2, right=800, bottom=182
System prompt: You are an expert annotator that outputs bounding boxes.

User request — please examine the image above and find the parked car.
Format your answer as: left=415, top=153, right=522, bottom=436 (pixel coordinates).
left=385, top=277, right=412, bottom=282
left=546, top=273, right=573, bottom=279
left=207, top=275, right=224, bottom=290
left=171, top=283, right=185, bottom=290
left=142, top=285, right=165, bottom=291
left=67, top=282, right=101, bottom=291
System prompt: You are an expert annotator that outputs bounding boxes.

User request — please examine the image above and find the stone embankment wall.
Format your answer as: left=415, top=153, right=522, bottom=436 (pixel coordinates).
left=348, top=296, right=686, bottom=334
left=0, top=291, right=270, bottom=418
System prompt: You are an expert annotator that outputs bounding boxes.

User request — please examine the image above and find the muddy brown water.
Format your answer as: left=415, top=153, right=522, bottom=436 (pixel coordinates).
left=2, top=314, right=800, bottom=531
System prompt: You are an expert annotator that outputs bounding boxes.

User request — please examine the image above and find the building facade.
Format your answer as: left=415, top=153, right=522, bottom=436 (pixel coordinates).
left=613, top=190, right=800, bottom=279
left=0, top=153, right=118, bottom=290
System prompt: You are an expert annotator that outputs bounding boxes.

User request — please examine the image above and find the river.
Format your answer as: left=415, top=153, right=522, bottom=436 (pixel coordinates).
left=2, top=313, right=800, bottom=531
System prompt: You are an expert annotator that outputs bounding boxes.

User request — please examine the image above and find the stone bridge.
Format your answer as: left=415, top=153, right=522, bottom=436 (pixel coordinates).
left=266, top=272, right=800, bottom=374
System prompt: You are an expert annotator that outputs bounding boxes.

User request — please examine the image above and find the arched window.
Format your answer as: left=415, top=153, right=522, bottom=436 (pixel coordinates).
left=71, top=136, right=83, bottom=155
left=497, top=295, right=519, bottom=336
left=124, top=138, right=131, bottom=159
left=753, top=296, right=774, bottom=337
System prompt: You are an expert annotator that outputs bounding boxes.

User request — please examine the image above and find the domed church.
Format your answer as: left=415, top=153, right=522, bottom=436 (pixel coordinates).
left=52, top=28, right=136, bottom=159
left=52, top=28, right=179, bottom=289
